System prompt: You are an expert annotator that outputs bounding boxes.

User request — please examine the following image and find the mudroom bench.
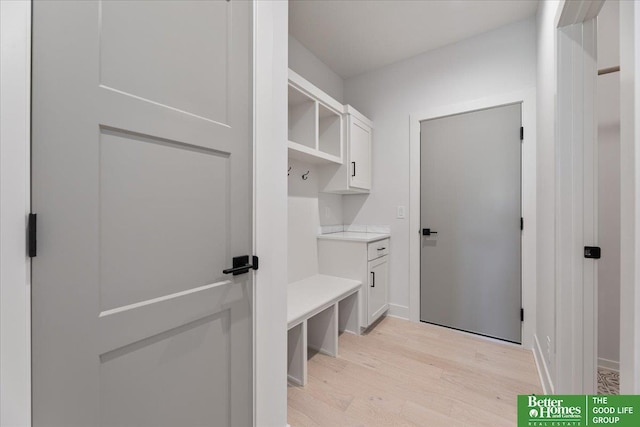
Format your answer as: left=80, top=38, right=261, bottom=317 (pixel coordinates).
left=287, top=274, right=361, bottom=386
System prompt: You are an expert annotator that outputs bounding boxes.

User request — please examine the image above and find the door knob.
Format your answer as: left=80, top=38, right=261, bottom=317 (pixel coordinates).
left=422, top=228, right=438, bottom=236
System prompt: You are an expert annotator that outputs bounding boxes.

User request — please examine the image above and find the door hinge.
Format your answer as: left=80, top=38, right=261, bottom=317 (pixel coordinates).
left=520, top=127, right=524, bottom=141
left=28, top=213, right=37, bottom=257
left=584, top=246, right=601, bottom=259
left=521, top=217, right=524, bottom=231
left=521, top=308, right=524, bottom=322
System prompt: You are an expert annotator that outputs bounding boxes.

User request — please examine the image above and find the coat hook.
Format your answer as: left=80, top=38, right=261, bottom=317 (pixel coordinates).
left=288, top=166, right=292, bottom=176
left=302, top=170, right=310, bottom=180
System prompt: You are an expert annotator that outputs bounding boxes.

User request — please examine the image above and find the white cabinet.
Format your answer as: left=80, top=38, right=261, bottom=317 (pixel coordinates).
left=288, top=70, right=343, bottom=165
left=287, top=69, right=373, bottom=191
left=318, top=237, right=390, bottom=331
left=346, top=107, right=372, bottom=191
left=368, top=256, right=389, bottom=325
left=320, top=105, right=373, bottom=194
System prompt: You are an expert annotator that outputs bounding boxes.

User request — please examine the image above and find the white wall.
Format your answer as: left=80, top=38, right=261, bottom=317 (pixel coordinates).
left=597, top=0, right=621, bottom=369
left=534, top=0, right=562, bottom=393
left=597, top=72, right=621, bottom=367
left=343, top=18, right=537, bottom=317
left=289, top=35, right=344, bottom=104
left=287, top=159, right=344, bottom=283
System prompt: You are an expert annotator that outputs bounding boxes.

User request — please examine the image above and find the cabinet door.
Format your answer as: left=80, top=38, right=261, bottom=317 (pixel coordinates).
left=368, top=256, right=389, bottom=324
left=349, top=117, right=371, bottom=190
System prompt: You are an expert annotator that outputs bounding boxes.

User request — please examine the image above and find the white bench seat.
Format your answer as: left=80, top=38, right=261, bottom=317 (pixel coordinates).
left=287, top=274, right=361, bottom=329
left=287, top=274, right=361, bottom=386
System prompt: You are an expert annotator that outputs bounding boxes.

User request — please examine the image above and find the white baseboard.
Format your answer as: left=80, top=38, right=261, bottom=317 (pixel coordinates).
left=598, top=357, right=620, bottom=372
left=387, top=303, right=410, bottom=320
left=533, top=334, right=554, bottom=394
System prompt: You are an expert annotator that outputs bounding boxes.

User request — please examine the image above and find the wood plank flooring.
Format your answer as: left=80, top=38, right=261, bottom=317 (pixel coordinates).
left=288, top=316, right=542, bottom=427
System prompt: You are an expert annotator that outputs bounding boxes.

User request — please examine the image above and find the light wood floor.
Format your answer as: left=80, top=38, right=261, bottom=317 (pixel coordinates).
left=288, top=316, right=542, bottom=427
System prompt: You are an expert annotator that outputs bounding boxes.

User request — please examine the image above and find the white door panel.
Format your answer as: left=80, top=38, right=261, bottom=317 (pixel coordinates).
left=32, top=1, right=253, bottom=426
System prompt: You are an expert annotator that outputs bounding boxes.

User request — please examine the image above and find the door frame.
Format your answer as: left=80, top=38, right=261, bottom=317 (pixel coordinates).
left=618, top=0, right=640, bottom=395
left=0, top=1, right=32, bottom=426
left=0, top=1, right=289, bottom=426
left=554, top=0, right=603, bottom=394
left=409, top=89, right=537, bottom=350
left=554, top=0, right=640, bottom=395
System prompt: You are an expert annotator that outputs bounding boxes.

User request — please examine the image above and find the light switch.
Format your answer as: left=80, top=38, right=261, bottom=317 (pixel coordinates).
left=397, top=205, right=406, bottom=219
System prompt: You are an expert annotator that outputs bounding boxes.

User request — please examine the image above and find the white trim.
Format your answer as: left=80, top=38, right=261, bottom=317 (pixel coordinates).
left=253, top=1, right=289, bottom=425
left=409, top=88, right=537, bottom=350
left=386, top=303, right=410, bottom=320
left=598, top=358, right=620, bottom=372
left=533, top=334, right=555, bottom=394
left=554, top=2, right=601, bottom=394
left=619, top=0, right=640, bottom=395
left=0, top=1, right=32, bottom=426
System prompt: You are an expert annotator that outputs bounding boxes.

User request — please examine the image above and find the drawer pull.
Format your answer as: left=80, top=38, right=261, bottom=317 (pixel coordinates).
left=377, top=247, right=386, bottom=251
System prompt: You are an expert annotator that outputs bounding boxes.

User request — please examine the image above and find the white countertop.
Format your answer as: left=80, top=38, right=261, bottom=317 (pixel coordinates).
left=316, top=231, right=390, bottom=243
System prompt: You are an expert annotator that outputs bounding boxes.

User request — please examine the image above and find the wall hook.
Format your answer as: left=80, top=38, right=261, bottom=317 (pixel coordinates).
left=302, top=170, right=310, bottom=180
left=288, top=166, right=292, bottom=176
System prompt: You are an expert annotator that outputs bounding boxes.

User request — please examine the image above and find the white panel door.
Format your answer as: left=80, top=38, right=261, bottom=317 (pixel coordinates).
left=31, top=1, right=253, bottom=426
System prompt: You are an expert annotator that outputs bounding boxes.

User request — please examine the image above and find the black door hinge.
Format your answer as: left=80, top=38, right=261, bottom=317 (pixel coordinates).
left=521, top=217, right=524, bottom=231
left=584, top=246, right=601, bottom=259
left=521, top=308, right=524, bottom=322
left=28, top=213, right=37, bottom=257
left=520, top=127, right=524, bottom=141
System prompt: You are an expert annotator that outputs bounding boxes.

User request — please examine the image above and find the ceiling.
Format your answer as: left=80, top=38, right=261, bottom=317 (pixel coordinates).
left=289, top=0, right=539, bottom=79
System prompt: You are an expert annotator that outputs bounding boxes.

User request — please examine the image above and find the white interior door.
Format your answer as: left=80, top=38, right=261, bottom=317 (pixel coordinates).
left=420, top=104, right=522, bottom=343
left=31, top=1, right=253, bottom=426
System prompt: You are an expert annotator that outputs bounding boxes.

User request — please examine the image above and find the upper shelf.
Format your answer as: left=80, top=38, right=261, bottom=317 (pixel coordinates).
left=288, top=141, right=342, bottom=164
left=288, top=69, right=344, bottom=165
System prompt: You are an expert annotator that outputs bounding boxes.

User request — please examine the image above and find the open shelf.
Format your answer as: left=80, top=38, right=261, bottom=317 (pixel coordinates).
left=288, top=141, right=342, bottom=165
left=288, top=85, right=316, bottom=150
left=318, top=104, right=342, bottom=158
left=287, top=70, right=345, bottom=165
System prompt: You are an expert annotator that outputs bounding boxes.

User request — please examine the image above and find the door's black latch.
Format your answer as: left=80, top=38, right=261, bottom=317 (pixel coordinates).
left=584, top=246, right=601, bottom=259
left=223, top=255, right=259, bottom=276
left=28, top=213, right=37, bottom=258
left=422, top=228, right=438, bottom=236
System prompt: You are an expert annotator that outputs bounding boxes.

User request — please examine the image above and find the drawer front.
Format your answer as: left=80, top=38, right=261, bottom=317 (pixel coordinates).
left=367, top=239, right=389, bottom=260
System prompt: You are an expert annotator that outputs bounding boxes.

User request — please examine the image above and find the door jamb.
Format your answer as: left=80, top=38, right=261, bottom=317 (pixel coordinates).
left=554, top=0, right=603, bottom=395
left=619, top=0, right=640, bottom=395
left=253, top=1, right=289, bottom=425
left=0, top=1, right=32, bottom=426
left=408, top=88, right=537, bottom=350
